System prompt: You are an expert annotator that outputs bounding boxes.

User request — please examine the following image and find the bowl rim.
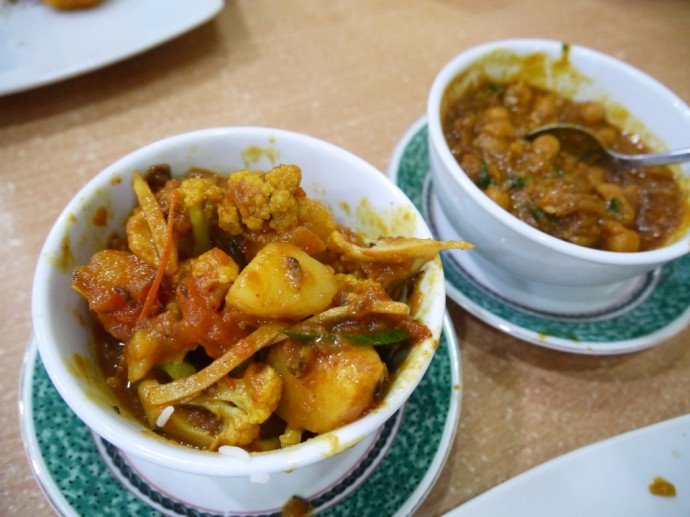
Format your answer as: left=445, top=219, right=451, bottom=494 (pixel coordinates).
left=427, top=38, right=690, bottom=265
left=31, top=126, right=446, bottom=476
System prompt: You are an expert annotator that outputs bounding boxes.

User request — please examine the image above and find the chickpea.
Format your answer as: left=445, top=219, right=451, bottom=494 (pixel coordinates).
left=475, top=133, right=509, bottom=155
left=509, top=141, right=526, bottom=154
left=482, top=120, right=516, bottom=139
left=488, top=162, right=507, bottom=184
left=483, top=106, right=510, bottom=121
left=485, top=185, right=512, bottom=210
left=596, top=127, right=617, bottom=148
left=594, top=182, right=624, bottom=200
left=531, top=134, right=561, bottom=159
left=503, top=82, right=533, bottom=110
left=595, top=183, right=635, bottom=225
left=569, top=233, right=601, bottom=248
left=532, top=95, right=557, bottom=121
left=579, top=101, right=605, bottom=125
left=601, top=221, right=640, bottom=252
left=460, top=154, right=483, bottom=182
left=587, top=167, right=606, bottom=186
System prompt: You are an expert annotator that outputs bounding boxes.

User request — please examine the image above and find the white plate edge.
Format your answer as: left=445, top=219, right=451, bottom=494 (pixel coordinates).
left=442, top=413, right=690, bottom=516
left=0, top=0, right=225, bottom=97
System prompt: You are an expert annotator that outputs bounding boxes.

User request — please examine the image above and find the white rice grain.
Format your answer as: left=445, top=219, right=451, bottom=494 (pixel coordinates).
left=218, top=445, right=251, bottom=461
left=156, top=406, right=174, bottom=427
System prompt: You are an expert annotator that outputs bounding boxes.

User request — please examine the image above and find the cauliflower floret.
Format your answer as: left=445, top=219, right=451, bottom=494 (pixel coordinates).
left=142, top=362, right=283, bottom=450
left=189, top=247, right=239, bottom=292
left=298, top=198, right=339, bottom=243
left=179, top=176, right=226, bottom=255
left=218, top=165, right=305, bottom=235
left=180, top=176, right=225, bottom=209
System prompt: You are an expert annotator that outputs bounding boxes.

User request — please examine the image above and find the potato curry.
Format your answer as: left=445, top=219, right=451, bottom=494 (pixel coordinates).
left=72, top=164, right=470, bottom=452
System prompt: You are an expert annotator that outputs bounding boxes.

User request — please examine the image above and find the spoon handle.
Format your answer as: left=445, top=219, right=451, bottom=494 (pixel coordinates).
left=614, top=147, right=690, bottom=169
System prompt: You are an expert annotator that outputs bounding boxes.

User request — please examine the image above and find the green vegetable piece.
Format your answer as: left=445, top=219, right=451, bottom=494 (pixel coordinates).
left=529, top=205, right=560, bottom=226
left=189, top=204, right=212, bottom=256
left=607, top=197, right=623, bottom=216
left=510, top=176, right=527, bottom=188
left=346, top=329, right=410, bottom=346
left=529, top=205, right=546, bottom=221
left=282, top=329, right=410, bottom=346
left=161, top=361, right=196, bottom=380
left=478, top=162, right=493, bottom=190
left=282, top=330, right=319, bottom=343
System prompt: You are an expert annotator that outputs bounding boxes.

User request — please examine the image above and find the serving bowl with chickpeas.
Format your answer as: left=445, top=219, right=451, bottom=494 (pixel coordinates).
left=427, top=39, right=690, bottom=313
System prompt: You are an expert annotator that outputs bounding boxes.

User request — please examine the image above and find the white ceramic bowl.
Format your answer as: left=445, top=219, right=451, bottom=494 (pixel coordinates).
left=32, top=127, right=447, bottom=478
left=428, top=39, right=690, bottom=312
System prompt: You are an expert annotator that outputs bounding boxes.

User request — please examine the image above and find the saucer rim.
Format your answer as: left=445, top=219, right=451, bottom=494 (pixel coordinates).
left=19, top=312, right=461, bottom=516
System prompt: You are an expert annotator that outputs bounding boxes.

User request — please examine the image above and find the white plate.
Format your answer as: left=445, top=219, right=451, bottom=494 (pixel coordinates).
left=444, top=414, right=690, bottom=517
left=19, top=314, right=461, bottom=516
left=389, top=117, right=690, bottom=355
left=0, top=0, right=224, bottom=96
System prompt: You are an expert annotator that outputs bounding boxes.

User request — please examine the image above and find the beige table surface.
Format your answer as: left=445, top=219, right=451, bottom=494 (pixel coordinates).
left=2, top=1, right=690, bottom=515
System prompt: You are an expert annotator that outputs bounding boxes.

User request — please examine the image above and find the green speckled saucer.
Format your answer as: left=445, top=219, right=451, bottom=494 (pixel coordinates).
left=20, top=315, right=460, bottom=517
left=389, top=117, right=690, bottom=354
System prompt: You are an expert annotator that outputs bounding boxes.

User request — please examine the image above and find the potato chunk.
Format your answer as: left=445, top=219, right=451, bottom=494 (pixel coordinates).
left=225, top=242, right=337, bottom=320
left=267, top=339, right=386, bottom=434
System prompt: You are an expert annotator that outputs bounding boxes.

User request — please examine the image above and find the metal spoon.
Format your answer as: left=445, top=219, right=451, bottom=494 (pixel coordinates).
left=527, top=123, right=690, bottom=171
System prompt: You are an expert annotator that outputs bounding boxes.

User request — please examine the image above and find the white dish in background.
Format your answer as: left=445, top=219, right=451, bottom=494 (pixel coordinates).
left=444, top=414, right=690, bottom=517
left=0, top=0, right=224, bottom=96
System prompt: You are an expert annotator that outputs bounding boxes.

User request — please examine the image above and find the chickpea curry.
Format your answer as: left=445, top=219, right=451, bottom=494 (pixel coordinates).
left=443, top=79, right=688, bottom=252
left=72, top=164, right=471, bottom=452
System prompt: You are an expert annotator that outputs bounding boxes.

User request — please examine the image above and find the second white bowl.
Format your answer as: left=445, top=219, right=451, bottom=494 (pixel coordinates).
left=427, top=39, right=690, bottom=308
